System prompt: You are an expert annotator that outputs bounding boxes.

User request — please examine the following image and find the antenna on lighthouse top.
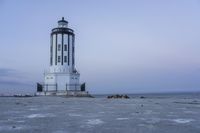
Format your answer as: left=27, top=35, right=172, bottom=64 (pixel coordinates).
left=58, top=17, right=68, bottom=27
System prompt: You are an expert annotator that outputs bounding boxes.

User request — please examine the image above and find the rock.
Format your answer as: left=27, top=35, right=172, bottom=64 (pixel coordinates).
left=15, top=102, right=20, bottom=105
left=123, top=95, right=129, bottom=99
left=140, top=96, right=146, bottom=99
left=107, top=94, right=130, bottom=99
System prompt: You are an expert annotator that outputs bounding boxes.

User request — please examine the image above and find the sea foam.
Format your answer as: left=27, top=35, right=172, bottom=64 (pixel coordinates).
left=86, top=119, right=104, bottom=125
left=27, top=113, right=55, bottom=118
left=172, top=119, right=194, bottom=124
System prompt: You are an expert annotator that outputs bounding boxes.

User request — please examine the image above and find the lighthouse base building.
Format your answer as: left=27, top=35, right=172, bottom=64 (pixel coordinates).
left=36, top=18, right=90, bottom=97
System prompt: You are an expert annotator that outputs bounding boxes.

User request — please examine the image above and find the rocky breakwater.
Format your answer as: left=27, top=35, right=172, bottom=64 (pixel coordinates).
left=107, top=94, right=130, bottom=99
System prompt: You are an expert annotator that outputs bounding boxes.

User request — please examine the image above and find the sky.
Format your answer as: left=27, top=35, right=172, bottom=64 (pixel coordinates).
left=0, top=0, right=200, bottom=94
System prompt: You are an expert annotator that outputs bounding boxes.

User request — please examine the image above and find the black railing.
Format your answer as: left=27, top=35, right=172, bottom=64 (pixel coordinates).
left=52, top=28, right=74, bottom=33
left=65, top=84, right=80, bottom=91
left=43, top=84, right=58, bottom=91
left=37, top=83, right=86, bottom=92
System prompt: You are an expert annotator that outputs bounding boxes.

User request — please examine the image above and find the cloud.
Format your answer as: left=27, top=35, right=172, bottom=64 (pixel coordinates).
left=0, top=79, right=31, bottom=86
left=0, top=68, right=32, bottom=86
left=0, top=67, right=35, bottom=94
left=0, top=68, right=16, bottom=76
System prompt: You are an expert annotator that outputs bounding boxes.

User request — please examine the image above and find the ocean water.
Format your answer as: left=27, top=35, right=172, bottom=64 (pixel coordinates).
left=0, top=93, right=200, bottom=133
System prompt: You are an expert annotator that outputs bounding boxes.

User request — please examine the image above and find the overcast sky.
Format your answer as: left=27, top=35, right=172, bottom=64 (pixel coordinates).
left=0, top=0, right=200, bottom=94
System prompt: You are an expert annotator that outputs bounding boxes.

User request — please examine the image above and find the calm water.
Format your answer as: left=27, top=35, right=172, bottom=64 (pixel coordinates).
left=0, top=93, right=200, bottom=133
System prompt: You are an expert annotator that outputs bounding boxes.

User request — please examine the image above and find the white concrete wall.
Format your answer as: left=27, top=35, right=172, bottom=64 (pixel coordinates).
left=44, top=73, right=56, bottom=91
left=44, top=73, right=80, bottom=91
left=56, top=74, right=70, bottom=91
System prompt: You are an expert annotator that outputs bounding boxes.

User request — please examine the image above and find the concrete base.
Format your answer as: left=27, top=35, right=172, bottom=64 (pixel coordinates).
left=35, top=91, right=92, bottom=97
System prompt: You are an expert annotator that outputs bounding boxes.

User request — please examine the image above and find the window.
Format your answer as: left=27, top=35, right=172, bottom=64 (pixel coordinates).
left=64, top=44, right=67, bottom=51
left=58, top=44, right=61, bottom=51
left=58, top=56, right=60, bottom=62
left=50, top=57, right=53, bottom=65
left=64, top=56, right=67, bottom=62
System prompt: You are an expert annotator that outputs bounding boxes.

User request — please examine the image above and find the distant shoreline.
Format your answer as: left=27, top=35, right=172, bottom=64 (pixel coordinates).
left=0, top=91, right=200, bottom=98
left=0, top=94, right=35, bottom=97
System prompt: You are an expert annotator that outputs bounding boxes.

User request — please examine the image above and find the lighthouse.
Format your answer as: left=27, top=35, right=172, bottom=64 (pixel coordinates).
left=36, top=17, right=89, bottom=96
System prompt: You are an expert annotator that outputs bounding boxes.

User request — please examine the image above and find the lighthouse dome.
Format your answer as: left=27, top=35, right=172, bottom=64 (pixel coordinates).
left=58, top=17, right=68, bottom=28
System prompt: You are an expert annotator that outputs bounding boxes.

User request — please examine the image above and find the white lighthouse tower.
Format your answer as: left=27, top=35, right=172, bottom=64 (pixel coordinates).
left=37, top=17, right=89, bottom=96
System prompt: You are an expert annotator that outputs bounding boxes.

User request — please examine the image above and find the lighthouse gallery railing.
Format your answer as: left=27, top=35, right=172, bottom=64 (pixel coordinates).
left=37, top=83, right=85, bottom=92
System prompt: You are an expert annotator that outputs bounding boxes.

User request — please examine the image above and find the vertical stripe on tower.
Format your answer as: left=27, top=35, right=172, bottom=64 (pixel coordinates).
left=68, top=34, right=70, bottom=65
left=61, top=33, right=64, bottom=65
left=72, top=35, right=74, bottom=65
left=50, top=34, right=52, bottom=66
left=55, top=34, right=57, bottom=65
